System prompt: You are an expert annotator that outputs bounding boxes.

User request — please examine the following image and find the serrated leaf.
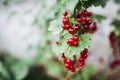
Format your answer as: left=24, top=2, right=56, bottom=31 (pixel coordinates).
left=66, top=0, right=79, bottom=11
left=48, top=20, right=62, bottom=35
left=91, top=14, right=106, bottom=23
left=83, top=0, right=108, bottom=8
left=9, top=61, right=29, bottom=80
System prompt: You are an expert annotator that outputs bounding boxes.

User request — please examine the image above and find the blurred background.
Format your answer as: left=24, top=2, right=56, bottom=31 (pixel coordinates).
left=0, top=0, right=120, bottom=80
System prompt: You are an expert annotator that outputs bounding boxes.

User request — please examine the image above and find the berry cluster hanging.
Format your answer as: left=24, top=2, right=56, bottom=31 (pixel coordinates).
left=60, top=10, right=97, bottom=72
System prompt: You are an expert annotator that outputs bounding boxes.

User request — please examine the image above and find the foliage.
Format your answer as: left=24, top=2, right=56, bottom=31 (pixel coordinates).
left=111, top=19, right=120, bottom=36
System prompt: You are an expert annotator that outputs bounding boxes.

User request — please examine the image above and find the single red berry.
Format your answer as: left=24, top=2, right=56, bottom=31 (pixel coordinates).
left=81, top=17, right=87, bottom=22
left=87, top=12, right=92, bottom=16
left=69, top=59, right=75, bottom=65
left=73, top=36, right=79, bottom=41
left=77, top=18, right=82, bottom=22
left=73, top=41, right=78, bottom=46
left=83, top=25, right=89, bottom=29
left=74, top=25, right=80, bottom=31
left=76, top=13, right=81, bottom=18
left=71, top=68, right=75, bottom=72
left=62, top=25, right=66, bottom=29
left=65, top=63, right=69, bottom=68
left=79, top=61, right=85, bottom=66
left=65, top=24, right=70, bottom=30
left=63, top=11, right=68, bottom=17
left=81, top=54, right=88, bottom=59
left=78, top=57, right=84, bottom=63
left=66, top=39, right=74, bottom=44
left=68, top=28, right=75, bottom=34
left=83, top=11, right=88, bottom=17
left=83, top=48, right=88, bottom=53
left=56, top=41, right=59, bottom=45
left=86, top=20, right=92, bottom=25
left=62, top=18, right=69, bottom=25
left=90, top=22, right=97, bottom=34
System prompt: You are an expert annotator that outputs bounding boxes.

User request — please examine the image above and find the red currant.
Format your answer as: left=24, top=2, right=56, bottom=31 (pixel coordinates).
left=63, top=11, right=68, bottom=17
left=66, top=39, right=74, bottom=44
left=74, top=25, right=80, bottom=31
left=73, top=41, right=78, bottom=46
left=73, top=36, right=79, bottom=41
left=65, top=24, right=70, bottom=30
left=68, top=28, right=75, bottom=34
left=87, top=12, right=92, bottom=16
left=81, top=17, right=87, bottom=22
left=77, top=18, right=82, bottom=22
left=62, top=18, right=69, bottom=25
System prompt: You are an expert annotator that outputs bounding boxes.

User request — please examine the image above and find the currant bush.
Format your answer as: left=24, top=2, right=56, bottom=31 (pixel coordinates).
left=60, top=10, right=97, bottom=72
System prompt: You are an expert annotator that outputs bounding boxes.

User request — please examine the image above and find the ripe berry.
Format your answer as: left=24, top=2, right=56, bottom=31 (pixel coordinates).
left=73, top=41, right=78, bottom=46
left=62, top=18, right=69, bottom=24
left=74, top=25, right=80, bottom=31
left=79, top=61, right=85, bottom=66
left=62, top=25, right=66, bottom=29
left=81, top=17, right=87, bottom=22
left=77, top=18, right=82, bottom=22
left=56, top=41, right=59, bottom=45
left=66, top=39, right=74, bottom=44
left=81, top=54, right=88, bottom=59
left=63, top=11, right=68, bottom=17
left=87, top=12, right=92, bottom=16
left=86, top=20, right=92, bottom=25
left=65, top=24, right=70, bottom=30
left=73, top=36, right=79, bottom=41
left=83, top=25, right=89, bottom=29
left=83, top=48, right=88, bottom=53
left=78, top=57, right=84, bottom=62
left=68, top=28, right=75, bottom=34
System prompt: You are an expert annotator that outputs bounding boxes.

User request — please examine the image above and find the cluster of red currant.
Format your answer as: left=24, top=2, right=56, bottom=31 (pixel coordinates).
left=78, top=48, right=88, bottom=67
left=62, top=10, right=95, bottom=35
left=66, top=36, right=79, bottom=46
left=110, top=59, right=120, bottom=69
left=61, top=48, right=88, bottom=72
left=60, top=10, right=95, bottom=72
left=62, top=53, right=76, bottom=72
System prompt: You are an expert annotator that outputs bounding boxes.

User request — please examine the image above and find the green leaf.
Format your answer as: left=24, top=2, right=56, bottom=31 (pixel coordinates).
left=9, top=61, right=29, bottom=80
left=96, top=74, right=106, bottom=80
left=0, top=62, right=9, bottom=79
left=83, top=0, right=108, bottom=8
left=66, top=0, right=79, bottom=11
left=91, top=14, right=106, bottom=23
left=59, top=0, right=79, bottom=11
left=114, top=0, right=120, bottom=4
left=117, top=8, right=120, bottom=15
left=48, top=20, right=62, bottom=35
left=81, top=65, right=95, bottom=80
left=111, top=19, right=120, bottom=28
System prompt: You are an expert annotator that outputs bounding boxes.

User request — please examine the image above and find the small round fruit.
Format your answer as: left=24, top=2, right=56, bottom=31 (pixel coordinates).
left=77, top=18, right=82, bottom=22
left=81, top=17, right=87, bottom=22
left=73, top=41, right=78, bottom=46
left=83, top=25, right=89, bottom=29
left=74, top=25, right=80, bottom=31
left=63, top=11, right=68, bottom=17
left=66, top=39, right=74, bottom=44
left=62, top=18, right=69, bottom=24
left=68, top=28, right=75, bottom=34
left=65, top=24, right=70, bottom=30
left=73, top=36, right=79, bottom=41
